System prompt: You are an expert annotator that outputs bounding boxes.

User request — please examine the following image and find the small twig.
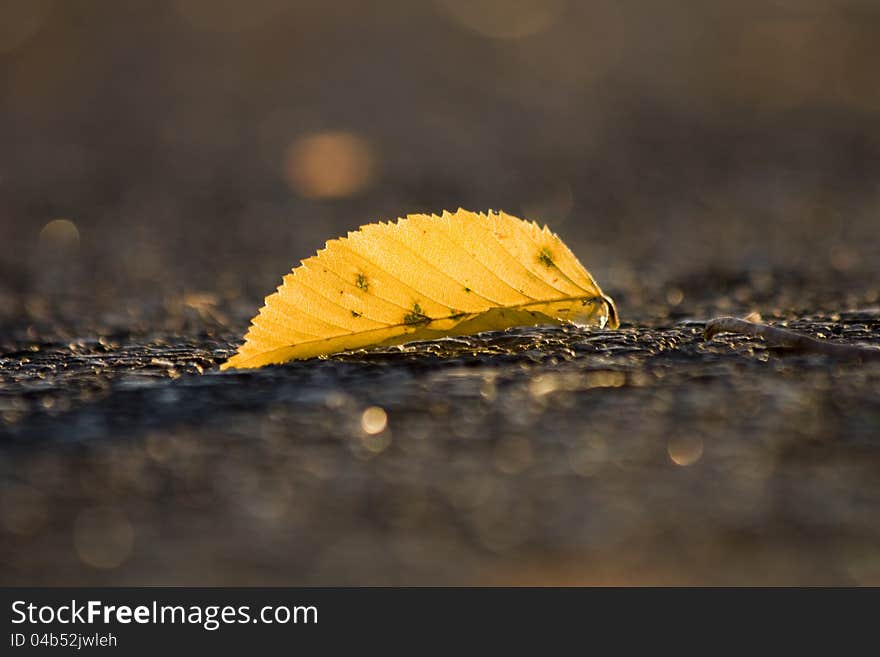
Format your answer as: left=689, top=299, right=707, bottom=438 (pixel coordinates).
left=704, top=316, right=880, bottom=362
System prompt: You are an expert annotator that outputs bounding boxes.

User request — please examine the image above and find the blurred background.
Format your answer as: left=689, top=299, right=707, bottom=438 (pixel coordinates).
left=1, top=1, right=880, bottom=586
left=1, top=0, right=879, bottom=335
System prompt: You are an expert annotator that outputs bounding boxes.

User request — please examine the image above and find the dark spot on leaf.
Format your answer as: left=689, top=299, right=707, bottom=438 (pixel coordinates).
left=351, top=310, right=361, bottom=318
left=538, top=248, right=554, bottom=267
left=464, top=287, right=471, bottom=293
left=355, top=274, right=369, bottom=291
left=448, top=308, right=467, bottom=320
left=404, top=302, right=429, bottom=326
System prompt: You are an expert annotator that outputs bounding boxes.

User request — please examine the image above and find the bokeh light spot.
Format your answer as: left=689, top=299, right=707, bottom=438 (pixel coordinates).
left=73, top=506, right=134, bottom=569
left=528, top=375, right=559, bottom=398
left=667, top=435, right=704, bottom=467
left=666, top=288, right=684, bottom=306
left=284, top=131, right=375, bottom=200
left=360, top=406, right=388, bottom=435
left=583, top=371, right=626, bottom=388
left=1, top=483, right=48, bottom=536
left=38, top=218, right=79, bottom=250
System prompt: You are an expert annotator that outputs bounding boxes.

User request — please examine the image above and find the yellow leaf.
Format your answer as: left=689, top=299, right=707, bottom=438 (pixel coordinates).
left=221, top=209, right=619, bottom=369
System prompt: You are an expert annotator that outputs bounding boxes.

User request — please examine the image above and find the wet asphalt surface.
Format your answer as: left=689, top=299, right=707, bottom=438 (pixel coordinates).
left=1, top=276, right=878, bottom=585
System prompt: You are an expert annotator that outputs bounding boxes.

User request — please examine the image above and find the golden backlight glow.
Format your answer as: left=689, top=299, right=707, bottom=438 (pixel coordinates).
left=222, top=209, right=618, bottom=369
